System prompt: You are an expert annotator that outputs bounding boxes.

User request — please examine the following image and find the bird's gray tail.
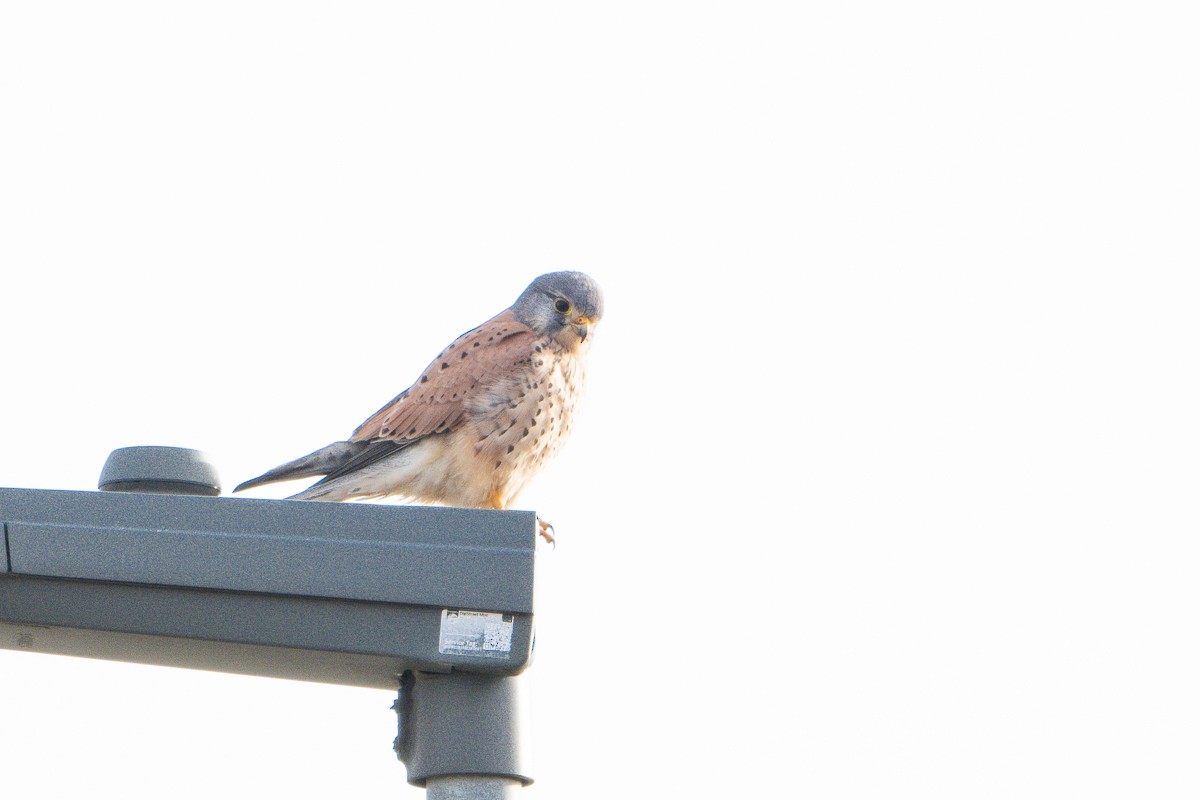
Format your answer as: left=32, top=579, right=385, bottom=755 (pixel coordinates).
left=232, top=441, right=370, bottom=494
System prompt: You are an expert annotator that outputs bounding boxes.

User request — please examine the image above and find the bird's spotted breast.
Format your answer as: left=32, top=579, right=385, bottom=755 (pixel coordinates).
left=467, top=341, right=586, bottom=507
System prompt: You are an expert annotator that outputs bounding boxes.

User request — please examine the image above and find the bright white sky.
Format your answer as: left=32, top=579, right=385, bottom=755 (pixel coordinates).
left=1, top=2, right=1198, bottom=798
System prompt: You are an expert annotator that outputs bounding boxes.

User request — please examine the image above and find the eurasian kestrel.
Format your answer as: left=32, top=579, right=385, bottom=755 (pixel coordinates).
left=233, top=271, right=603, bottom=542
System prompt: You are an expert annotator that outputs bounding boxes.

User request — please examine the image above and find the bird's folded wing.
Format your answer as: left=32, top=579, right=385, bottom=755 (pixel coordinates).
left=351, top=310, right=537, bottom=443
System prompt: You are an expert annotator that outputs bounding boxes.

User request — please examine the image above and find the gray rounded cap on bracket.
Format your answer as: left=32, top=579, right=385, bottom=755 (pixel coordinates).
left=99, top=446, right=221, bottom=496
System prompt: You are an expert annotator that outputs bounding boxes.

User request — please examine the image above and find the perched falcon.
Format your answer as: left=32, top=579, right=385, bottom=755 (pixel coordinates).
left=233, top=271, right=603, bottom=542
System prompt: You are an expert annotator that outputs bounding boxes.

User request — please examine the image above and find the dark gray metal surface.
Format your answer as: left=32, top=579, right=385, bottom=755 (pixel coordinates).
left=3, top=446, right=537, bottom=792
left=396, top=672, right=532, bottom=787
left=0, top=487, right=538, bottom=685
left=2, top=488, right=535, bottom=612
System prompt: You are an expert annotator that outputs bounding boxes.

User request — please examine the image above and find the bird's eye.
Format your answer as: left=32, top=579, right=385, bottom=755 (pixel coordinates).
left=554, top=299, right=571, bottom=314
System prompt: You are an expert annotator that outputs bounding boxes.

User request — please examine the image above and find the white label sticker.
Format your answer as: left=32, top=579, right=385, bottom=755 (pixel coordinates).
left=439, top=609, right=514, bottom=659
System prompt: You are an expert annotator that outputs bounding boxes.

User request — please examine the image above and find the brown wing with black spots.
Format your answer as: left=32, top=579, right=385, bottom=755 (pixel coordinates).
left=350, top=310, right=538, bottom=444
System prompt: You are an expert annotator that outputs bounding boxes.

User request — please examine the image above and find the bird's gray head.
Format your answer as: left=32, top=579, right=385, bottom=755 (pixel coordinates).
left=512, top=271, right=604, bottom=350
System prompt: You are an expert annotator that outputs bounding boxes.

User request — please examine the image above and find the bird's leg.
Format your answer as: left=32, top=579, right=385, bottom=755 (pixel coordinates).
left=537, top=517, right=556, bottom=547
left=489, top=491, right=557, bottom=547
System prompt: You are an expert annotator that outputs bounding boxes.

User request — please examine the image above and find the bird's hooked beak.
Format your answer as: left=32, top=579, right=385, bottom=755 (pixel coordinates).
left=574, top=316, right=594, bottom=342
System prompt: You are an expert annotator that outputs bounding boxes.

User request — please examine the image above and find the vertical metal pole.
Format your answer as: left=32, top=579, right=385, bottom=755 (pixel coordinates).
left=425, top=776, right=521, bottom=800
